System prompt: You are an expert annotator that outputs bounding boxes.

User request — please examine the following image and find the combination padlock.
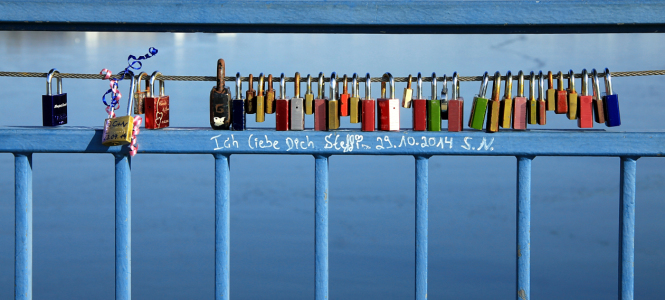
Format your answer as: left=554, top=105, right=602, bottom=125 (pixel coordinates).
left=340, top=74, right=350, bottom=117
left=578, top=69, right=593, bottom=128
left=468, top=71, right=489, bottom=130
left=210, top=58, right=232, bottom=130
left=265, top=74, right=276, bottom=114
left=591, top=69, right=606, bottom=124
left=485, top=71, right=502, bottom=133
left=427, top=73, right=441, bottom=131
left=42, top=68, right=67, bottom=126
left=245, top=74, right=256, bottom=114
left=133, top=72, right=150, bottom=115
left=276, top=73, right=290, bottom=131
left=102, top=73, right=136, bottom=146
left=361, top=73, right=375, bottom=132
left=527, top=71, right=538, bottom=125
left=447, top=72, right=464, bottom=132
left=537, top=71, right=547, bottom=125
left=314, top=72, right=328, bottom=131
left=402, top=74, right=413, bottom=108
left=603, top=68, right=621, bottom=127
left=546, top=71, right=556, bottom=111
left=555, top=71, right=568, bottom=114
left=232, top=73, right=246, bottom=131
left=349, top=73, right=361, bottom=123
left=328, top=73, right=340, bottom=130
left=256, top=73, right=266, bottom=122
left=412, top=73, right=427, bottom=131
left=566, top=69, right=578, bottom=120
left=305, top=74, right=314, bottom=115
left=378, top=73, right=399, bottom=131
left=512, top=71, right=527, bottom=130
left=144, top=71, right=170, bottom=129
left=290, top=72, right=305, bottom=131
left=499, top=71, right=513, bottom=129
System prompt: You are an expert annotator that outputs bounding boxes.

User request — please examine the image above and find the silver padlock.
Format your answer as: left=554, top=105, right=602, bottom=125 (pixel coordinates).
left=291, top=72, right=305, bottom=130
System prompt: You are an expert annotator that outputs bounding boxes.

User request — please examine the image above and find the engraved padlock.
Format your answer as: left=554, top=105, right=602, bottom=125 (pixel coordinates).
left=427, top=73, right=441, bottom=131
left=447, top=72, right=464, bottom=132
left=578, top=69, right=594, bottom=128
left=469, top=72, right=489, bottom=130
left=361, top=73, right=375, bottom=132
left=232, top=73, right=246, bottom=131
left=102, top=73, right=136, bottom=146
left=412, top=73, right=427, bottom=131
left=314, top=72, right=328, bottom=131
left=42, top=68, right=67, bottom=126
left=144, top=71, right=170, bottom=129
left=210, top=58, right=232, bottom=130
left=290, top=72, right=305, bottom=130
left=276, top=73, right=290, bottom=131
left=377, top=72, right=399, bottom=131
left=133, top=72, right=150, bottom=115
left=603, top=68, right=621, bottom=127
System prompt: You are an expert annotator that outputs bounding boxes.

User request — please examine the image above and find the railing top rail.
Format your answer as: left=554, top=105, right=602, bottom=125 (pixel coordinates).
left=1, top=1, right=664, bottom=34
left=1, top=127, right=662, bottom=157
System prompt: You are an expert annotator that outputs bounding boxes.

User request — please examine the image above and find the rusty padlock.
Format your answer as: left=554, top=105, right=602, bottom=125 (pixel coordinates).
left=210, top=59, right=232, bottom=130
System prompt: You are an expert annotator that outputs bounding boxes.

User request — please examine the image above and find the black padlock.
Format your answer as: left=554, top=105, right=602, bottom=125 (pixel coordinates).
left=42, top=68, right=67, bottom=126
left=210, top=59, right=232, bottom=130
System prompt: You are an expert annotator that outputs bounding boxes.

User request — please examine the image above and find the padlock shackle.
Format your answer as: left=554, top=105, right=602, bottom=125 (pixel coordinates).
left=46, top=68, right=61, bottom=96
left=604, top=68, right=613, bottom=95
left=317, top=72, right=325, bottom=99
left=329, top=72, right=337, bottom=101
left=479, top=71, right=489, bottom=98
left=529, top=71, right=535, bottom=100
left=267, top=74, right=273, bottom=92
left=416, top=73, right=423, bottom=100
left=280, top=73, right=286, bottom=99
left=351, top=73, right=358, bottom=97
left=504, top=71, right=513, bottom=98
left=247, top=74, right=254, bottom=92
left=365, top=73, right=371, bottom=100
left=407, top=74, right=412, bottom=90
left=126, top=71, right=136, bottom=116
left=306, top=74, right=312, bottom=95
left=440, top=74, right=448, bottom=101
left=216, top=59, right=225, bottom=93
left=581, top=69, right=589, bottom=96
left=258, top=73, right=265, bottom=94
left=136, top=72, right=150, bottom=94
left=538, top=71, right=545, bottom=100
left=381, top=73, right=394, bottom=99
left=491, top=71, right=501, bottom=101
left=451, top=72, right=459, bottom=100
left=235, top=72, right=242, bottom=99
left=557, top=71, right=564, bottom=91
left=517, top=71, right=525, bottom=97
left=148, top=71, right=164, bottom=97
left=567, top=69, right=575, bottom=92
left=343, top=74, right=348, bottom=94
left=294, top=72, right=301, bottom=97
left=548, top=71, right=553, bottom=89
left=592, top=69, right=601, bottom=99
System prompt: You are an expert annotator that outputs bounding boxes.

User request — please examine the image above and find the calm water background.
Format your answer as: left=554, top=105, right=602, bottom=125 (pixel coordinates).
left=0, top=32, right=664, bottom=299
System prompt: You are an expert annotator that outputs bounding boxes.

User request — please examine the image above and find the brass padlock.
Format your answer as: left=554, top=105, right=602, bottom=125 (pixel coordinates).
left=256, top=73, right=266, bottom=122
left=567, top=69, right=578, bottom=120
left=499, top=71, right=513, bottom=128
left=265, top=74, right=276, bottom=114
left=485, top=71, right=502, bottom=133
left=305, top=74, right=315, bottom=115
left=349, top=73, right=361, bottom=123
left=133, top=72, right=150, bottom=115
left=103, top=73, right=136, bottom=146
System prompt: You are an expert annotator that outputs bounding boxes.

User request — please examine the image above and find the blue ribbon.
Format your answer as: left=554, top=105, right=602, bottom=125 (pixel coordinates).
left=102, top=47, right=158, bottom=107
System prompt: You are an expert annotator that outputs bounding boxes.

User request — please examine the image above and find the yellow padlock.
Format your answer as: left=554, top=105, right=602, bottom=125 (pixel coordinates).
left=102, top=74, right=136, bottom=146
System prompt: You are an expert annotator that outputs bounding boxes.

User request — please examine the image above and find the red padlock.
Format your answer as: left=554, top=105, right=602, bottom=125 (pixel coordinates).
left=144, top=71, right=170, bottom=129
left=275, top=73, right=290, bottom=131
left=411, top=74, right=427, bottom=131
left=314, top=72, right=328, bottom=131
left=361, top=73, right=375, bottom=132
left=555, top=71, right=568, bottom=114
left=377, top=73, right=400, bottom=131
left=447, top=72, right=464, bottom=132
left=577, top=69, right=593, bottom=128
left=339, top=74, right=350, bottom=117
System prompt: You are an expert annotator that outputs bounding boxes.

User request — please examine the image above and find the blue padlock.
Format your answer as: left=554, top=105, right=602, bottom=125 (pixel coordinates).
left=42, top=69, right=67, bottom=126
left=603, top=68, right=621, bottom=127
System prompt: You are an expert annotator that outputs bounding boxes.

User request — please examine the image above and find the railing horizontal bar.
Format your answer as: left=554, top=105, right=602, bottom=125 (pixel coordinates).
left=0, top=128, right=664, bottom=157
left=0, top=1, right=664, bottom=34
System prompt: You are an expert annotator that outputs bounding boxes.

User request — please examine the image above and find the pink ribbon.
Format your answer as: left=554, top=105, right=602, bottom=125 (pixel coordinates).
left=129, top=115, right=143, bottom=156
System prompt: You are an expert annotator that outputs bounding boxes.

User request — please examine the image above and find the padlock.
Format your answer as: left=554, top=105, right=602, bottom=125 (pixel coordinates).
left=102, top=73, right=135, bottom=146
left=305, top=74, right=314, bottom=115
left=144, top=71, right=170, bottom=129
left=427, top=73, right=441, bottom=131
left=133, top=72, right=150, bottom=115
left=314, top=72, right=328, bottom=131
left=265, top=74, right=276, bottom=114
left=499, top=71, right=513, bottom=129
left=349, top=73, right=361, bottom=123
left=245, top=74, right=256, bottom=114
left=566, top=70, right=578, bottom=120
left=232, top=73, right=246, bottom=131
left=546, top=71, right=556, bottom=111
left=412, top=73, right=427, bottom=131
left=555, top=71, right=568, bottom=114
left=256, top=73, right=266, bottom=122
left=485, top=71, right=501, bottom=133
left=402, top=74, right=414, bottom=108
left=537, top=71, right=547, bottom=125
left=447, top=72, right=464, bottom=132
left=577, top=69, right=593, bottom=128
left=377, top=73, right=400, bottom=131
left=361, top=73, right=375, bottom=132
left=42, top=68, right=67, bottom=126
left=512, top=71, right=527, bottom=130
left=527, top=71, right=538, bottom=125
left=603, top=68, right=621, bottom=127
left=290, top=72, right=304, bottom=131
left=591, top=69, right=606, bottom=124
left=440, top=73, right=449, bottom=121
left=276, top=73, right=290, bottom=131
left=339, top=74, right=350, bottom=117
left=210, top=58, right=232, bottom=130
left=328, top=72, right=340, bottom=130
left=468, top=71, right=489, bottom=130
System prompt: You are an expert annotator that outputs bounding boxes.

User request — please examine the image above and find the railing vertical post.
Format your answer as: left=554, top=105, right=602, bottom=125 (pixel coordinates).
left=619, top=157, right=638, bottom=300
left=14, top=153, right=32, bottom=300
left=214, top=154, right=231, bottom=300
left=414, top=155, right=429, bottom=300
left=516, top=156, right=533, bottom=300
left=314, top=155, right=329, bottom=300
left=115, top=154, right=131, bottom=300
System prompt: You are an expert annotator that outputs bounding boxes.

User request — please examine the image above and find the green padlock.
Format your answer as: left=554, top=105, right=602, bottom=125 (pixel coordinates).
left=426, top=73, right=441, bottom=131
left=468, top=72, right=490, bottom=130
